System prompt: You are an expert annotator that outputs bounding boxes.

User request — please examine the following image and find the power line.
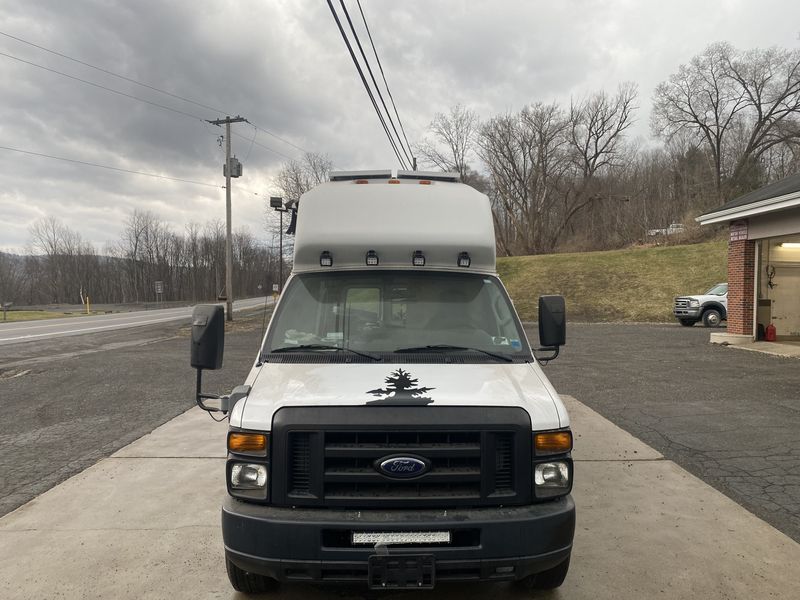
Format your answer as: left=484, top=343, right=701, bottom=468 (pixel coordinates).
left=0, top=50, right=206, bottom=122
left=0, top=144, right=222, bottom=188
left=337, top=0, right=412, bottom=167
left=355, top=0, right=414, bottom=164
left=326, top=0, right=408, bottom=168
left=0, top=144, right=265, bottom=197
left=0, top=49, right=302, bottom=164
left=230, top=129, right=295, bottom=161
left=337, top=0, right=411, bottom=168
left=0, top=29, right=226, bottom=114
left=0, top=30, right=319, bottom=158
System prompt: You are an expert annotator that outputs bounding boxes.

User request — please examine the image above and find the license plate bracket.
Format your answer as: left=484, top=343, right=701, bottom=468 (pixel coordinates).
left=368, top=554, right=435, bottom=590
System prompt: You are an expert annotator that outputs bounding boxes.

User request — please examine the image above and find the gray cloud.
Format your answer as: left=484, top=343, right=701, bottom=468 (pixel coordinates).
left=2, top=0, right=800, bottom=252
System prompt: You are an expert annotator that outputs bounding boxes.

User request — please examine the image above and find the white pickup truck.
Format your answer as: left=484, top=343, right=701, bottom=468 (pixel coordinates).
left=673, top=283, right=728, bottom=327
left=189, top=170, right=575, bottom=595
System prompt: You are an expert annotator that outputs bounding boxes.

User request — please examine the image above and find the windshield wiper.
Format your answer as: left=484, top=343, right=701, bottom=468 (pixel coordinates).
left=393, top=344, right=513, bottom=363
left=268, top=344, right=381, bottom=362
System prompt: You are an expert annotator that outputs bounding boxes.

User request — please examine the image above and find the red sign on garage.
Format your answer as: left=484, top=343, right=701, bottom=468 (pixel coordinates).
left=730, top=221, right=748, bottom=242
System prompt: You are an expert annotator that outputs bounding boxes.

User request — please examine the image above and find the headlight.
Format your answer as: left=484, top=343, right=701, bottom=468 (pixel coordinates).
left=689, top=299, right=700, bottom=307
left=534, top=461, right=571, bottom=498
left=231, top=463, right=267, bottom=489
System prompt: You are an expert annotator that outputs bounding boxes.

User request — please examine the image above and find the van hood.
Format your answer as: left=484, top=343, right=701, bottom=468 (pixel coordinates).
left=231, top=362, right=567, bottom=431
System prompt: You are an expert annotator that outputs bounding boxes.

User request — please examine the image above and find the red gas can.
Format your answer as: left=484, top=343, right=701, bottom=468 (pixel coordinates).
left=765, top=323, right=777, bottom=342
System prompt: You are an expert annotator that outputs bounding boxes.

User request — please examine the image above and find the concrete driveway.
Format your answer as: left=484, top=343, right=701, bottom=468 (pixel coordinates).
left=1, top=396, right=798, bottom=600
left=537, top=322, right=800, bottom=543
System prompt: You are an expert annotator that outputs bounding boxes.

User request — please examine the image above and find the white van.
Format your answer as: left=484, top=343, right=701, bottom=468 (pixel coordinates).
left=190, top=170, right=575, bottom=594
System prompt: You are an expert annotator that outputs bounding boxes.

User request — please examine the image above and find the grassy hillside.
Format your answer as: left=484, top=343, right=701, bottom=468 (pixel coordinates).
left=498, top=240, right=727, bottom=322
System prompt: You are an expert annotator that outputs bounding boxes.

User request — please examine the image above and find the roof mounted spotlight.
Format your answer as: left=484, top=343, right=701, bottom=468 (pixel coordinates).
left=457, top=252, right=471, bottom=268
left=319, top=251, right=333, bottom=267
left=365, top=250, right=379, bottom=266
left=412, top=250, right=426, bottom=267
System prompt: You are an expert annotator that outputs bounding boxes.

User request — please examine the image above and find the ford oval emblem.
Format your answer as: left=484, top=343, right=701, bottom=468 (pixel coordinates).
left=377, top=456, right=429, bottom=479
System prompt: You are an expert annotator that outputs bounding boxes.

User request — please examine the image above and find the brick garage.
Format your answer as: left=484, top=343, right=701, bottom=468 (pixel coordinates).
left=699, top=173, right=800, bottom=343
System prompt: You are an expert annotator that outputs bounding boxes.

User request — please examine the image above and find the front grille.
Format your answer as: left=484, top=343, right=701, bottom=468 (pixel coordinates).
left=674, top=298, right=689, bottom=309
left=493, top=433, right=514, bottom=494
left=272, top=407, right=532, bottom=509
left=323, top=430, right=483, bottom=501
left=289, top=432, right=313, bottom=497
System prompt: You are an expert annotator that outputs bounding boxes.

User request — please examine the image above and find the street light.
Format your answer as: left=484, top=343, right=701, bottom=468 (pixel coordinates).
left=271, top=197, right=289, bottom=292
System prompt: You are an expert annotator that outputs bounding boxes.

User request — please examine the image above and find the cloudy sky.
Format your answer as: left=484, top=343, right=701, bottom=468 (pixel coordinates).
left=1, top=0, right=799, bottom=253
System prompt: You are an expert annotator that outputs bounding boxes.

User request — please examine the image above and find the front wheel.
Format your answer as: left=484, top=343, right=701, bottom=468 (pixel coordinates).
left=226, top=557, right=279, bottom=595
left=517, top=555, right=570, bottom=592
left=702, top=309, right=722, bottom=328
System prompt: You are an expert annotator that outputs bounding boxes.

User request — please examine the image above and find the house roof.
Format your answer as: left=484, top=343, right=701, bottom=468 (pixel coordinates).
left=697, top=171, right=800, bottom=225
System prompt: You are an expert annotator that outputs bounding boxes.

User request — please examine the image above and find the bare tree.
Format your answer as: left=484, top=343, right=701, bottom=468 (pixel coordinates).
left=0, top=251, right=23, bottom=304
left=480, top=86, right=637, bottom=254
left=415, top=104, right=480, bottom=179
left=652, top=42, right=800, bottom=199
left=273, top=152, right=333, bottom=206
left=569, top=82, right=638, bottom=180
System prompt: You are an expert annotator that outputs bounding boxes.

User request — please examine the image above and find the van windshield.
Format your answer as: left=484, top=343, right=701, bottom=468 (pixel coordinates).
left=263, top=271, right=529, bottom=360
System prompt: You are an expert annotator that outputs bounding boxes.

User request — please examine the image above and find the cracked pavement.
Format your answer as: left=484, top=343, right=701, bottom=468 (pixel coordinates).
left=535, top=322, right=800, bottom=543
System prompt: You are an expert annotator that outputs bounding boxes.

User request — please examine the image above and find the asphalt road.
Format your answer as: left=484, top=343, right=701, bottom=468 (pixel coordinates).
left=0, top=296, right=268, bottom=346
left=0, top=309, right=269, bottom=517
left=536, top=322, right=800, bottom=543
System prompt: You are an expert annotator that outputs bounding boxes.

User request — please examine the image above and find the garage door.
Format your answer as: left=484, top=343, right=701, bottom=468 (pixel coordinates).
left=771, top=266, right=800, bottom=337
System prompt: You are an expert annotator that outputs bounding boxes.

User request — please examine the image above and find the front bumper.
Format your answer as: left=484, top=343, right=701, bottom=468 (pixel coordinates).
left=674, top=307, right=700, bottom=318
left=222, top=496, right=575, bottom=584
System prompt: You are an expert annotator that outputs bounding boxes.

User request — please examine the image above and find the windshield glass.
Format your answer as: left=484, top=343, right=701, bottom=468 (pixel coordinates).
left=263, top=271, right=529, bottom=359
left=705, top=283, right=728, bottom=295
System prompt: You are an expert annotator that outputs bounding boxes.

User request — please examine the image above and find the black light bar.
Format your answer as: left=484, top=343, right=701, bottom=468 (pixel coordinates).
left=397, top=170, right=459, bottom=182
left=330, top=170, right=392, bottom=182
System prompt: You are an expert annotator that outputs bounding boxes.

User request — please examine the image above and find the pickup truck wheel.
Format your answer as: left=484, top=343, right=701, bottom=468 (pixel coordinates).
left=702, top=309, right=722, bottom=328
left=226, top=558, right=279, bottom=594
left=679, top=319, right=695, bottom=327
left=517, top=555, right=570, bottom=591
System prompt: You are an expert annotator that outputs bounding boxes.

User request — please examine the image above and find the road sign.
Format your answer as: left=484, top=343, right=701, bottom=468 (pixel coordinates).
left=155, top=281, right=164, bottom=294
left=272, top=283, right=279, bottom=293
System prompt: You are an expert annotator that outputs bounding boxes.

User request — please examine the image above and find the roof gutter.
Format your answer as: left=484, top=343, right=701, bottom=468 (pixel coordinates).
left=696, top=190, right=800, bottom=225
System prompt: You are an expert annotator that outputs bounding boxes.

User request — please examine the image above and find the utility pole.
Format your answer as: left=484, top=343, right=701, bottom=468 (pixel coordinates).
left=207, top=115, right=247, bottom=321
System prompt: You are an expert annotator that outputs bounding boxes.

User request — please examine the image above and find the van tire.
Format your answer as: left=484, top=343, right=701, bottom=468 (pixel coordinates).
left=702, top=309, right=722, bottom=328
left=226, top=557, right=279, bottom=594
left=517, top=555, right=570, bottom=591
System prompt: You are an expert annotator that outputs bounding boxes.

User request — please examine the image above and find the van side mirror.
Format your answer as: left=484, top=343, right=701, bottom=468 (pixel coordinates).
left=191, top=305, right=226, bottom=412
left=191, top=305, right=225, bottom=369
left=535, top=295, right=565, bottom=363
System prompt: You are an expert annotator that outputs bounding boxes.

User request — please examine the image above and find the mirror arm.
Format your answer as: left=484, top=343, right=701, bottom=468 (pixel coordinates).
left=532, top=346, right=560, bottom=365
left=195, top=368, right=225, bottom=413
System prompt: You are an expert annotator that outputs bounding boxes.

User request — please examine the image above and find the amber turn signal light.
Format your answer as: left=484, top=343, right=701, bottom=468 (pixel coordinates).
left=534, top=431, right=572, bottom=454
left=228, top=432, right=268, bottom=455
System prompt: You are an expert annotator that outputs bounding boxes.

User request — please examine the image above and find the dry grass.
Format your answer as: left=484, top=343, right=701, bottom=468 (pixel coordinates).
left=497, top=240, right=727, bottom=322
left=0, top=310, right=98, bottom=323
